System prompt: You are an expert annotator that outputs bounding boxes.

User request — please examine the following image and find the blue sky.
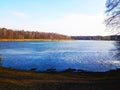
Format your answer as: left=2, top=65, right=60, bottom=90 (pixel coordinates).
left=0, top=0, right=112, bottom=36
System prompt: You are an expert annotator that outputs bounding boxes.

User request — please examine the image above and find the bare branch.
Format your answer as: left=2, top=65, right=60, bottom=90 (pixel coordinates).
left=105, top=0, right=120, bottom=34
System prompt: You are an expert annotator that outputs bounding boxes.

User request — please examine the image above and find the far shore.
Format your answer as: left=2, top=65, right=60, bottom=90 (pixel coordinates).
left=0, top=39, right=74, bottom=42
left=0, top=39, right=118, bottom=42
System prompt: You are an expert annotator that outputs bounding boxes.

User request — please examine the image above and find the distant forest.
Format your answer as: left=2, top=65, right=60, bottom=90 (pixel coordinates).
left=0, top=28, right=120, bottom=41
left=0, top=28, right=71, bottom=40
left=71, top=35, right=120, bottom=41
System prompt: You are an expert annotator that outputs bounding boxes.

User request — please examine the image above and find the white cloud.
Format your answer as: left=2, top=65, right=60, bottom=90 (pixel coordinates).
left=2, top=13, right=112, bottom=36
left=12, top=12, right=28, bottom=17
left=37, top=13, right=111, bottom=36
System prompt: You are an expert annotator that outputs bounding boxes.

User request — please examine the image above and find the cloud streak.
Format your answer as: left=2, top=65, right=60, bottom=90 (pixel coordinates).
left=12, top=12, right=28, bottom=17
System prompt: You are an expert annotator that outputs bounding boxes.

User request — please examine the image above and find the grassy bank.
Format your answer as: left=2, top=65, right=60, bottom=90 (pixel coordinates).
left=0, top=67, right=120, bottom=90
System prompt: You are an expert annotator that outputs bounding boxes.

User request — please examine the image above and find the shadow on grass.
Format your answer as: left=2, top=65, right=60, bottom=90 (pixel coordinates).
left=0, top=67, right=120, bottom=90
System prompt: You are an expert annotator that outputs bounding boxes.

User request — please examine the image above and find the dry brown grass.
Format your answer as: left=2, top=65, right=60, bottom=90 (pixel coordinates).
left=0, top=67, right=120, bottom=90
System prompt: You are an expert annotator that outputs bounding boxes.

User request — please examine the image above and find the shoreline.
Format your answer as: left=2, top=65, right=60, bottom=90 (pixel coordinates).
left=0, top=39, right=118, bottom=42
left=0, top=39, right=74, bottom=42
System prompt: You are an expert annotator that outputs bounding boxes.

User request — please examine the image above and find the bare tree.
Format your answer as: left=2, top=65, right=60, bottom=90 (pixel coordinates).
left=0, top=28, right=72, bottom=40
left=105, top=0, right=120, bottom=34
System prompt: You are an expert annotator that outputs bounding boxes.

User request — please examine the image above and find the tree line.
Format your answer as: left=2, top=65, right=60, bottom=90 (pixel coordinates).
left=71, top=35, right=120, bottom=41
left=0, top=28, right=119, bottom=41
left=0, top=28, right=72, bottom=40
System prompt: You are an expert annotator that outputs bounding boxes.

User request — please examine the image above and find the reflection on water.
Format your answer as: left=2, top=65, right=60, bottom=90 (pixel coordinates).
left=0, top=54, right=2, bottom=66
left=113, top=42, right=120, bottom=59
